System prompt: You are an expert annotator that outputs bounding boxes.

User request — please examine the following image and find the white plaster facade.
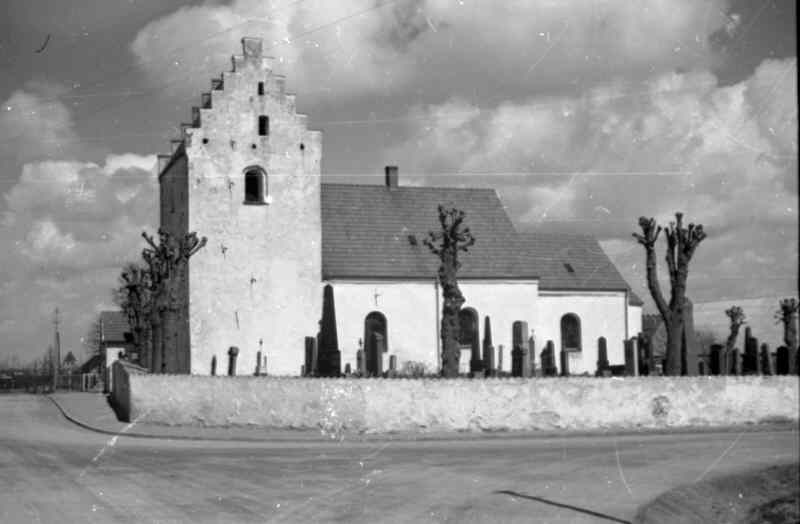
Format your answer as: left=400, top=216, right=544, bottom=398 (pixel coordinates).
left=330, top=280, right=639, bottom=376
left=167, top=39, right=323, bottom=376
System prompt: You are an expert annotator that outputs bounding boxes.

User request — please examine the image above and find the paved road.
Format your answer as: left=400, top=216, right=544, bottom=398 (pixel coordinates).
left=1, top=395, right=797, bottom=523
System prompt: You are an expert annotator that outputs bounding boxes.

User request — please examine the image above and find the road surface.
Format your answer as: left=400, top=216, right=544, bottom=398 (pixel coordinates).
left=1, top=394, right=797, bottom=523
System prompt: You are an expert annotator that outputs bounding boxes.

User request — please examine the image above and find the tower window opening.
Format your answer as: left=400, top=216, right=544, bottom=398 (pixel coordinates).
left=258, top=82, right=265, bottom=96
left=243, top=167, right=267, bottom=204
left=258, top=115, right=269, bottom=136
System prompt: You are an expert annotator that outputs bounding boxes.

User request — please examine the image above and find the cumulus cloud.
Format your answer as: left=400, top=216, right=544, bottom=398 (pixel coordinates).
left=2, top=154, right=157, bottom=272
left=385, top=58, right=798, bottom=303
left=129, top=0, right=730, bottom=101
left=0, top=91, right=158, bottom=362
left=0, top=84, right=81, bottom=163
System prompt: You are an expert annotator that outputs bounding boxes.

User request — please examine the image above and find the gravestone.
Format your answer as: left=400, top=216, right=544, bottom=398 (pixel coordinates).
left=760, top=343, right=773, bottom=375
left=596, top=337, right=609, bottom=376
left=637, top=332, right=649, bottom=375
left=528, top=336, right=536, bottom=377
left=776, top=346, right=789, bottom=375
left=482, top=316, right=494, bottom=378
left=498, top=345, right=504, bottom=374
left=227, top=346, right=239, bottom=376
left=304, top=337, right=316, bottom=376
left=709, top=344, right=723, bottom=375
left=511, top=321, right=530, bottom=378
left=559, top=348, right=570, bottom=377
left=624, top=339, right=636, bottom=376
left=743, top=327, right=760, bottom=375
left=541, top=341, right=557, bottom=377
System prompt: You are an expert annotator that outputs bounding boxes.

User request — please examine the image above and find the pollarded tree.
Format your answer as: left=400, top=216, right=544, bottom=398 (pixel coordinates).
left=724, top=306, right=746, bottom=374
left=142, top=229, right=207, bottom=373
left=114, top=262, right=153, bottom=368
left=633, top=212, right=706, bottom=376
left=424, top=205, right=475, bottom=378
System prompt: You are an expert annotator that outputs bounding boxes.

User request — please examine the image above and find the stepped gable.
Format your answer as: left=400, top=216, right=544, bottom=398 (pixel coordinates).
left=156, top=36, right=318, bottom=178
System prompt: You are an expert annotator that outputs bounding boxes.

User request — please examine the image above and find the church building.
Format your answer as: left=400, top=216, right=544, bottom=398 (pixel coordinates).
left=157, top=37, right=643, bottom=377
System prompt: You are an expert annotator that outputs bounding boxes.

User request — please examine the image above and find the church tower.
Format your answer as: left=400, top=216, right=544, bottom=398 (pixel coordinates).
left=159, top=37, right=323, bottom=375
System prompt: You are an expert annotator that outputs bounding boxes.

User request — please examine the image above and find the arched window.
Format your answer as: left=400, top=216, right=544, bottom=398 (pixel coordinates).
left=258, top=115, right=269, bottom=136
left=458, top=308, right=479, bottom=349
left=243, top=167, right=266, bottom=204
left=560, top=313, right=582, bottom=352
left=364, top=311, right=387, bottom=376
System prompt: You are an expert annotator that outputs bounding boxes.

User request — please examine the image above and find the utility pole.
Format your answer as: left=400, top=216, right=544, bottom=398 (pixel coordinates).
left=52, top=307, right=61, bottom=392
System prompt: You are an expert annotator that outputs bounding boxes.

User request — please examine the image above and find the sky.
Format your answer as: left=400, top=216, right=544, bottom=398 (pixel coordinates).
left=0, top=0, right=796, bottom=365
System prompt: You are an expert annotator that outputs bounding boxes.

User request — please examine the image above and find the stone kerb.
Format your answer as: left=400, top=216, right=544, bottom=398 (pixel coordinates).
left=127, top=375, right=799, bottom=433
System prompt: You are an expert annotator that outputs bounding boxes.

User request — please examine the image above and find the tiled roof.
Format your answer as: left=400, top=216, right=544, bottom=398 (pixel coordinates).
left=99, top=311, right=131, bottom=343
left=320, top=183, right=644, bottom=305
left=516, top=232, right=645, bottom=305
left=320, top=184, right=526, bottom=279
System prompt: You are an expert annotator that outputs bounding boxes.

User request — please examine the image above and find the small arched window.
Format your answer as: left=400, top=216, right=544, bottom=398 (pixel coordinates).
left=243, top=167, right=267, bottom=204
left=258, top=115, right=269, bottom=136
left=257, top=82, right=265, bottom=96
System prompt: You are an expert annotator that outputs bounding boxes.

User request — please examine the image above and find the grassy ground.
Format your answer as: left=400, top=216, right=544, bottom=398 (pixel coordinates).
left=634, top=462, right=799, bottom=523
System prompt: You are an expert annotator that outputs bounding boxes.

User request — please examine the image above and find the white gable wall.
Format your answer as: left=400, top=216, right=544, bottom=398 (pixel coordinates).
left=628, top=304, right=643, bottom=337
left=535, top=291, right=628, bottom=374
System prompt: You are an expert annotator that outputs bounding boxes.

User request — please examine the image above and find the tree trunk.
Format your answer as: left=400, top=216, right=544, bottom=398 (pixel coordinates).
left=151, top=314, right=164, bottom=373
left=439, top=253, right=464, bottom=378
left=724, top=324, right=742, bottom=377
left=665, top=315, right=683, bottom=376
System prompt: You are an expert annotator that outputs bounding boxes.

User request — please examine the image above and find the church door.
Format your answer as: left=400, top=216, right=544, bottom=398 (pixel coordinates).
left=364, top=312, right=387, bottom=376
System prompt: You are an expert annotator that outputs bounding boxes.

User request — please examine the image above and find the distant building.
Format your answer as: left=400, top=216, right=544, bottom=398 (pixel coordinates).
left=99, top=311, right=134, bottom=391
left=156, top=37, right=644, bottom=376
left=62, top=351, right=77, bottom=372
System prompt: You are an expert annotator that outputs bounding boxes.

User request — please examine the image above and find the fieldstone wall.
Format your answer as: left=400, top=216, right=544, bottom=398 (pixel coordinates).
left=127, top=375, right=798, bottom=433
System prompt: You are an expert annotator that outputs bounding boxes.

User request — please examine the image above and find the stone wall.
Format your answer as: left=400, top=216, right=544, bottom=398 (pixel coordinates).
left=128, top=375, right=799, bottom=433
left=110, top=360, right=150, bottom=422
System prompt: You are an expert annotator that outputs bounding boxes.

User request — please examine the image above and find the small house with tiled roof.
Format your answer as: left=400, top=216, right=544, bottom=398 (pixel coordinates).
left=157, top=37, right=642, bottom=376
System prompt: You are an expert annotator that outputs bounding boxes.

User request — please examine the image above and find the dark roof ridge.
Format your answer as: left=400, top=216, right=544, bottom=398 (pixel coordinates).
left=320, top=182, right=497, bottom=193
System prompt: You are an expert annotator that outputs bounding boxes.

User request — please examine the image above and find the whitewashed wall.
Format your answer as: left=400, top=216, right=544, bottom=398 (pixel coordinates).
left=459, top=280, right=539, bottom=373
left=329, top=280, right=439, bottom=372
left=330, top=279, right=539, bottom=373
left=534, top=291, right=628, bottom=374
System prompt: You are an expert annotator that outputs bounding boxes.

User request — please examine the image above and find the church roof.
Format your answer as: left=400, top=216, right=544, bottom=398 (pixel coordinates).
left=320, top=183, right=643, bottom=305
left=321, top=183, right=524, bottom=279
left=516, top=232, right=645, bottom=305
